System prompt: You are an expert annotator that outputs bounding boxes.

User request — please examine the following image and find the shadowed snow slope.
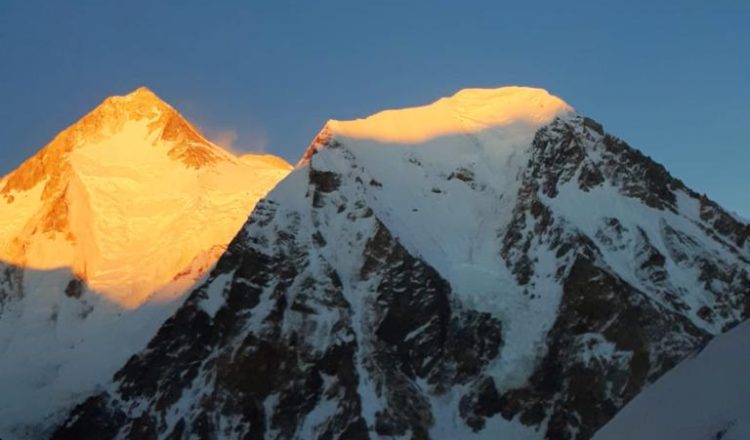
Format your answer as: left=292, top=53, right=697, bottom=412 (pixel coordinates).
left=54, top=86, right=749, bottom=440
left=0, top=87, right=290, bottom=439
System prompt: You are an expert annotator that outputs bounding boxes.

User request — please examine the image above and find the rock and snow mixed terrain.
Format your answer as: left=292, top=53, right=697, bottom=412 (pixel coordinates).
left=0, top=88, right=291, bottom=439
left=48, top=86, right=749, bottom=439
left=594, top=320, right=750, bottom=440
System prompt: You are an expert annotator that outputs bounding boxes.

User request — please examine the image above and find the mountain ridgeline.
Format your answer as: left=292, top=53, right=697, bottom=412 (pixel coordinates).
left=16, top=86, right=750, bottom=440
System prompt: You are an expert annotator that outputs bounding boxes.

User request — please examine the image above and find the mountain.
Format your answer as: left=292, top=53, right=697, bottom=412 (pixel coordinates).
left=0, top=87, right=291, bottom=438
left=594, top=320, right=750, bottom=440
left=0, top=86, right=291, bottom=307
left=53, top=86, right=750, bottom=440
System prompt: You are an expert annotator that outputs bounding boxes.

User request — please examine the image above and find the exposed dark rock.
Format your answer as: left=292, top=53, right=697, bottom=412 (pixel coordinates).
left=52, top=395, right=127, bottom=440
left=64, top=278, right=84, bottom=299
left=0, top=264, right=23, bottom=314
left=498, top=257, right=709, bottom=439
left=448, top=167, right=475, bottom=183
left=699, top=195, right=750, bottom=250
left=363, top=221, right=504, bottom=435
left=459, top=377, right=503, bottom=431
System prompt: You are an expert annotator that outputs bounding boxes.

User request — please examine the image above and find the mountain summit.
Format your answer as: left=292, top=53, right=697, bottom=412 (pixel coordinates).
left=0, top=87, right=290, bottom=438
left=327, top=86, right=572, bottom=143
left=54, top=87, right=749, bottom=439
left=0, top=86, right=290, bottom=307
left=302, top=86, right=572, bottom=162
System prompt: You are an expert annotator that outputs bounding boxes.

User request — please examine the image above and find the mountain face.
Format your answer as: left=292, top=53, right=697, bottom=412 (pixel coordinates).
left=53, top=86, right=750, bottom=440
left=0, top=88, right=291, bottom=439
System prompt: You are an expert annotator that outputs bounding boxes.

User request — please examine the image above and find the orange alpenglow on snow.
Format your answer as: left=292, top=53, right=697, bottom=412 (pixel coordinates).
left=0, top=87, right=291, bottom=308
left=326, top=86, right=573, bottom=144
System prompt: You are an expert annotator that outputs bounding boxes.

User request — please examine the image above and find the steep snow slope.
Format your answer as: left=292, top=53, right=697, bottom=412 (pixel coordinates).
left=594, top=320, right=750, bottom=440
left=55, top=87, right=749, bottom=440
left=0, top=88, right=291, bottom=439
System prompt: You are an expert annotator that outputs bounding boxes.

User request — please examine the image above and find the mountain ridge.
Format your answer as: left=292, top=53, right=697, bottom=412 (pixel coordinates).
left=52, top=87, right=750, bottom=439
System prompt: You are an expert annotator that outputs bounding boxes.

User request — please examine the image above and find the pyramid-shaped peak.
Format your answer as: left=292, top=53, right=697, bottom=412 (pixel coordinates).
left=0, top=87, right=224, bottom=198
left=120, top=86, right=168, bottom=105
left=101, top=86, right=173, bottom=114
left=128, top=85, right=159, bottom=98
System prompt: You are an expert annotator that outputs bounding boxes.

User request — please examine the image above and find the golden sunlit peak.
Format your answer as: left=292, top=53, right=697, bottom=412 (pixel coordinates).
left=129, top=85, right=158, bottom=97
left=325, top=86, right=574, bottom=144
left=0, top=85, right=293, bottom=310
left=122, top=85, right=162, bottom=102
left=103, top=85, right=171, bottom=111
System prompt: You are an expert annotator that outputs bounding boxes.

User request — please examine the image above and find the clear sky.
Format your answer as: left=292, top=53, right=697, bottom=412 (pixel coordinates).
left=1, top=0, right=748, bottom=216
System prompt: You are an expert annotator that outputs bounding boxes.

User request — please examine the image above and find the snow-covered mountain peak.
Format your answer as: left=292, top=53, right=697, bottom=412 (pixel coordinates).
left=102, top=86, right=165, bottom=110
left=301, top=86, right=573, bottom=164
left=113, top=85, right=163, bottom=103
left=0, top=87, right=229, bottom=201
left=328, top=86, right=572, bottom=143
left=0, top=88, right=292, bottom=438
left=93, top=86, right=232, bottom=168
left=0, top=87, right=291, bottom=308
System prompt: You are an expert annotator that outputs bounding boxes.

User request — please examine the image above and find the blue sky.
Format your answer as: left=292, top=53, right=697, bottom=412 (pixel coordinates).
left=0, top=0, right=748, bottom=215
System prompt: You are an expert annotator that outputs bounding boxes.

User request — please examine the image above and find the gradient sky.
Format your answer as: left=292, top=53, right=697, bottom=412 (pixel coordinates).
left=1, top=0, right=748, bottom=216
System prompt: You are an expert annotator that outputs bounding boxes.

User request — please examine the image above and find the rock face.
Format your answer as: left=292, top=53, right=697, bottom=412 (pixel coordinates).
left=53, top=87, right=749, bottom=439
left=0, top=88, right=291, bottom=439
